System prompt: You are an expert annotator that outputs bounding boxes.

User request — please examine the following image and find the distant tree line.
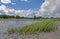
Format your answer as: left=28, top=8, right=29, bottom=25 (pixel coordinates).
left=0, top=14, right=55, bottom=19
left=0, top=14, right=36, bottom=19
left=33, top=16, right=45, bottom=19
left=33, top=16, right=57, bottom=19
left=0, top=14, right=21, bottom=19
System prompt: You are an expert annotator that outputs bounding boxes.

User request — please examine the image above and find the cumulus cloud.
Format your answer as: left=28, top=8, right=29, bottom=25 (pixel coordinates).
left=0, top=0, right=60, bottom=17
left=1, top=0, right=11, bottom=4
left=38, top=0, right=60, bottom=17
left=0, top=5, right=33, bottom=17
left=15, top=9, right=33, bottom=17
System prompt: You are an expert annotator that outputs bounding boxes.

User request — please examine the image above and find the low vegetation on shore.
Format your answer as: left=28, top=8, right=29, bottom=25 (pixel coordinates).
left=0, top=14, right=34, bottom=19
left=7, top=19, right=57, bottom=34
left=0, top=14, right=52, bottom=19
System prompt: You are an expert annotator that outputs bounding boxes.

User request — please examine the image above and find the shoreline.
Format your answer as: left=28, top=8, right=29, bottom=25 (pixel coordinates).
left=5, top=21, right=60, bottom=39
left=0, top=19, right=60, bottom=39
left=0, top=18, right=36, bottom=21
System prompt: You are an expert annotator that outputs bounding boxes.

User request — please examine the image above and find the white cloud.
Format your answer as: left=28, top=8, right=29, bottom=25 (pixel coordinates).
left=15, top=9, right=33, bottom=17
left=0, top=0, right=60, bottom=17
left=1, top=0, right=11, bottom=4
left=0, top=5, right=33, bottom=17
left=38, top=0, right=60, bottom=17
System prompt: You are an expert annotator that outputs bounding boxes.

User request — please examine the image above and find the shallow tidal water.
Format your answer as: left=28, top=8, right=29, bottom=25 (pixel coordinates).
left=0, top=19, right=37, bottom=39
left=0, top=20, right=60, bottom=39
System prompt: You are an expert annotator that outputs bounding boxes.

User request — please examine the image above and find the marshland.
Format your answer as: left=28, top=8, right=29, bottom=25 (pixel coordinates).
left=0, top=15, right=60, bottom=39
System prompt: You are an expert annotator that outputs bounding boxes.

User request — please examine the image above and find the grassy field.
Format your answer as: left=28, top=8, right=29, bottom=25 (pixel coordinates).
left=7, top=19, right=57, bottom=34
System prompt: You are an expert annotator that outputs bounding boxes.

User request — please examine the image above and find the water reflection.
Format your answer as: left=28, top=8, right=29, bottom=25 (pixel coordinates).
left=0, top=20, right=37, bottom=39
left=0, top=20, right=36, bottom=32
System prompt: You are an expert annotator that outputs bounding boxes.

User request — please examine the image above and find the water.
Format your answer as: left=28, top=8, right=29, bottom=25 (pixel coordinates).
left=0, top=19, right=37, bottom=39
left=0, top=20, right=36, bottom=32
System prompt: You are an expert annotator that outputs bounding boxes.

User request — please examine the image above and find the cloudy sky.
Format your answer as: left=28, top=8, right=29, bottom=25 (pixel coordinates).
left=0, top=0, right=60, bottom=17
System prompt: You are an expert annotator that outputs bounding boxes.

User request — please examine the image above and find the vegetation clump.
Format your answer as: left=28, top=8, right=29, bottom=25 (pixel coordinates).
left=15, top=15, right=20, bottom=19
left=7, top=19, right=56, bottom=34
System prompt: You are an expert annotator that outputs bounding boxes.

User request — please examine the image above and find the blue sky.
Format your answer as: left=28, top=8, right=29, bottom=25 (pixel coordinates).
left=0, top=0, right=60, bottom=17
left=0, top=0, right=44, bottom=10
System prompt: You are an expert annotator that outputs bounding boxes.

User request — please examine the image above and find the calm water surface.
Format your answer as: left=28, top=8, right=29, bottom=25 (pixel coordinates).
left=0, top=20, right=37, bottom=32
left=0, top=19, right=38, bottom=39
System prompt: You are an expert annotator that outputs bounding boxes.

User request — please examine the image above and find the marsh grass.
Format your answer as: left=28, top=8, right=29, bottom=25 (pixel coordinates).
left=7, top=19, right=56, bottom=34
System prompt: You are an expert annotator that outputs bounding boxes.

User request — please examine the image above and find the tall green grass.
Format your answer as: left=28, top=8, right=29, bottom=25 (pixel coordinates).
left=7, top=19, right=56, bottom=34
